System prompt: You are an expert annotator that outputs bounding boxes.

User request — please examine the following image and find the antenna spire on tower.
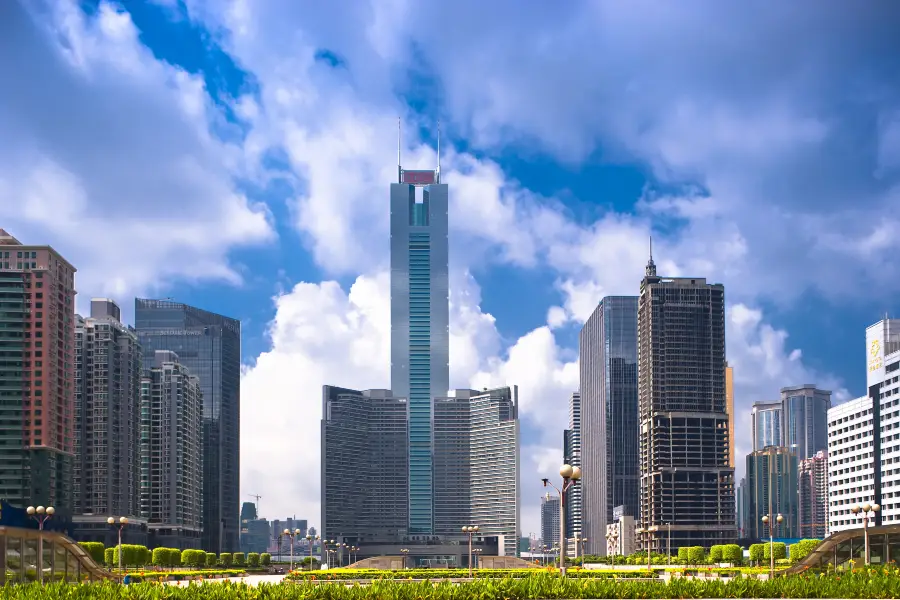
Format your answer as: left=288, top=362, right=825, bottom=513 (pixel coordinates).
left=437, top=119, right=441, bottom=183
left=645, top=234, right=658, bottom=278
left=397, top=117, right=402, bottom=183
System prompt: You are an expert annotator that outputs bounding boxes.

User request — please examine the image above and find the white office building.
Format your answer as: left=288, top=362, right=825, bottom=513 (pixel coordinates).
left=827, top=319, right=900, bottom=534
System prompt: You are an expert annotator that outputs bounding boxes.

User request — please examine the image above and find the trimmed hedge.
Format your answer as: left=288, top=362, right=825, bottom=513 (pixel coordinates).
left=248, top=553, right=260, bottom=567
left=78, top=541, right=105, bottom=565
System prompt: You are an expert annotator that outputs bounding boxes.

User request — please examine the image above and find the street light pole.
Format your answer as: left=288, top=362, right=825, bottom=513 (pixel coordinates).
left=462, top=525, right=479, bottom=577
left=851, top=503, right=880, bottom=565
left=26, top=505, right=55, bottom=584
left=542, top=463, right=582, bottom=577
left=667, top=523, right=671, bottom=565
left=105, top=516, right=128, bottom=573
left=761, top=513, right=783, bottom=579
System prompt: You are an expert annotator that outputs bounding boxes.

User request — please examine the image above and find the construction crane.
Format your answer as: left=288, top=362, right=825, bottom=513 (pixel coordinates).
left=248, top=494, right=262, bottom=517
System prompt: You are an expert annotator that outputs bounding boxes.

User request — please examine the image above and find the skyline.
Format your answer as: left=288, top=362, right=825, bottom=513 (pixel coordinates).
left=2, top=0, right=899, bottom=537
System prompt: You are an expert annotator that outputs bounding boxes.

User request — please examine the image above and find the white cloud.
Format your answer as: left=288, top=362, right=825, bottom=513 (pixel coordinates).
left=0, top=0, right=274, bottom=309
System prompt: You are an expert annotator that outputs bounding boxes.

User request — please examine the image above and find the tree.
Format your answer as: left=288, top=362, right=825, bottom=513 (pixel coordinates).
left=182, top=549, right=206, bottom=569
left=763, top=542, right=787, bottom=560
left=722, top=544, right=743, bottom=565
left=104, top=548, right=115, bottom=568
left=789, top=539, right=820, bottom=564
left=232, top=552, right=245, bottom=566
left=708, top=545, right=723, bottom=563
left=687, top=546, right=705, bottom=565
left=749, top=543, right=765, bottom=565
left=78, top=542, right=105, bottom=565
left=207, top=553, right=218, bottom=567
left=248, top=553, right=260, bottom=568
left=260, top=553, right=271, bottom=566
left=219, top=552, right=232, bottom=567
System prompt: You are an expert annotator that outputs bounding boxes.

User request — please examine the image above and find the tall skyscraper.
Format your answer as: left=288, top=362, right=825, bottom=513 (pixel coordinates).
left=390, top=159, right=449, bottom=535
left=751, top=401, right=782, bottom=451
left=736, top=478, right=747, bottom=538
left=541, top=494, right=560, bottom=549
left=73, top=300, right=142, bottom=521
left=580, top=296, right=639, bottom=555
left=134, top=299, right=241, bottom=553
left=781, top=385, right=831, bottom=460
left=746, top=446, right=799, bottom=539
left=0, top=229, right=76, bottom=517
left=798, top=450, right=828, bottom=539
left=321, top=387, right=409, bottom=542
left=638, top=255, right=735, bottom=550
left=140, top=351, right=203, bottom=549
left=562, top=391, right=582, bottom=540
left=726, top=363, right=735, bottom=467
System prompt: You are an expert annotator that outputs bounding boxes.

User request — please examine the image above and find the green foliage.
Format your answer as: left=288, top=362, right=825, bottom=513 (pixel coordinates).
left=749, top=543, right=765, bottom=564
left=206, top=553, right=217, bottom=567
left=763, top=542, right=787, bottom=560
left=111, top=544, right=150, bottom=568
left=219, top=552, right=233, bottom=567
left=78, top=541, right=105, bottom=565
left=103, top=547, right=114, bottom=567
left=677, top=546, right=690, bottom=562
left=181, top=549, right=207, bottom=569
left=260, top=553, right=272, bottom=566
left=247, top=552, right=260, bottom=567
left=708, top=545, right=723, bottom=562
left=232, top=552, right=245, bottom=565
left=723, top=544, right=743, bottom=565
left=152, top=547, right=183, bottom=568
left=789, top=539, right=820, bottom=563
left=687, top=546, right=705, bottom=565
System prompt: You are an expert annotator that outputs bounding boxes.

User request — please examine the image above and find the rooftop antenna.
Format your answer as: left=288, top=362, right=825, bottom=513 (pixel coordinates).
left=436, top=119, right=441, bottom=183
left=397, top=117, right=402, bottom=183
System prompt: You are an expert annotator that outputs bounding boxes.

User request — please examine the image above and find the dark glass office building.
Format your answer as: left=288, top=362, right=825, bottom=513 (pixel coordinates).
left=579, top=296, right=639, bottom=555
left=134, top=299, right=241, bottom=553
left=637, top=257, right=735, bottom=551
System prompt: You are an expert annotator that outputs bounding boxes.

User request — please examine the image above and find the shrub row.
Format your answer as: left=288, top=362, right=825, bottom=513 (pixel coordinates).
left=77, top=541, right=270, bottom=570
left=10, top=570, right=900, bottom=598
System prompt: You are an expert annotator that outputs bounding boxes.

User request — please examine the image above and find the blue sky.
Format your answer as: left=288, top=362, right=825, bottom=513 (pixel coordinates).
left=2, top=0, right=899, bottom=535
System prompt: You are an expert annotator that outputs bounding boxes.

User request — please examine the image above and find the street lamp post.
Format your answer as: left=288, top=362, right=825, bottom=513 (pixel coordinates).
left=26, top=505, right=55, bottom=583
left=542, top=463, right=582, bottom=577
left=462, top=525, right=479, bottom=577
left=761, top=513, right=783, bottom=578
left=400, top=548, right=409, bottom=569
left=105, top=516, right=128, bottom=573
left=305, top=534, right=320, bottom=570
left=666, top=523, right=671, bottom=565
left=851, top=503, right=880, bottom=565
left=283, top=528, right=302, bottom=572
left=473, top=548, right=482, bottom=569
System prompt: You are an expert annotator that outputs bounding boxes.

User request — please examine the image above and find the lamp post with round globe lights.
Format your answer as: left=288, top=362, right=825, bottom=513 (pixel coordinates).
left=305, top=534, right=319, bottom=570
left=400, top=547, right=409, bottom=568
left=106, top=516, right=128, bottom=572
left=542, top=464, right=582, bottom=576
left=462, top=525, right=479, bottom=576
left=26, top=506, right=54, bottom=583
left=851, top=502, right=880, bottom=564
left=283, top=528, right=302, bottom=572
left=760, top=513, right=783, bottom=578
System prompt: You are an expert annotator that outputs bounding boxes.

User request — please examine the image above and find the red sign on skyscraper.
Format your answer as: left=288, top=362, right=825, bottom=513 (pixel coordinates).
left=401, top=170, right=436, bottom=185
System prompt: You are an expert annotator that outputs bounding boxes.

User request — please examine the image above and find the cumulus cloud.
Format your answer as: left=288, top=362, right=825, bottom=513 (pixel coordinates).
left=0, top=0, right=274, bottom=308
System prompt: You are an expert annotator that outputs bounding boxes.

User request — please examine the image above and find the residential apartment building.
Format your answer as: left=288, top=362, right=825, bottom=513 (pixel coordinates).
left=799, top=450, right=828, bottom=539
left=135, top=299, right=241, bottom=553
left=580, top=296, right=639, bottom=555
left=72, top=299, right=143, bottom=540
left=0, top=229, right=76, bottom=518
left=140, top=350, right=203, bottom=549
left=637, top=256, right=735, bottom=550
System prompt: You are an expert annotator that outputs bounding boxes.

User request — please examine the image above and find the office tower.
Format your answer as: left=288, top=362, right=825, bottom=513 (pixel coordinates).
left=745, top=446, right=799, bottom=539
left=581, top=296, right=639, bottom=555
left=0, top=229, right=76, bottom=516
left=736, top=478, right=747, bottom=538
left=726, top=363, right=735, bottom=467
left=637, top=255, right=734, bottom=550
left=751, top=402, right=783, bottom=451
left=73, top=300, right=142, bottom=520
left=134, top=299, right=241, bottom=553
left=321, top=387, right=409, bottom=542
left=240, top=502, right=271, bottom=554
left=781, top=385, right=831, bottom=460
left=140, top=351, right=203, bottom=548
left=390, top=160, right=449, bottom=535
left=562, top=391, right=582, bottom=540
left=828, top=317, right=900, bottom=533
left=799, top=450, right=828, bottom=539
left=541, top=494, right=560, bottom=549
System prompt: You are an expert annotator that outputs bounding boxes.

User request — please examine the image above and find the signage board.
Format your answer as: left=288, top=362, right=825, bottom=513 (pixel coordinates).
left=401, top=170, right=436, bottom=185
left=867, top=321, right=885, bottom=388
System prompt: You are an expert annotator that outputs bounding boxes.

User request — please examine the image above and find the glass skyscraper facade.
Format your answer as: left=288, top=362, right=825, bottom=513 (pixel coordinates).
left=134, top=299, right=241, bottom=553
left=781, top=385, right=831, bottom=460
left=579, top=296, right=639, bottom=555
left=751, top=401, right=782, bottom=452
left=390, top=171, right=449, bottom=535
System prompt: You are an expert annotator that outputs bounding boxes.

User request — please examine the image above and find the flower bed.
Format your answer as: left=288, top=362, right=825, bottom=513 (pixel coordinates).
left=5, top=570, right=900, bottom=598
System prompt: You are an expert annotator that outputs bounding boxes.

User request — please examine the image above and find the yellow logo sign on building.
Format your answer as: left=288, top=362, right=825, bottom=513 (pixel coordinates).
left=869, top=338, right=883, bottom=373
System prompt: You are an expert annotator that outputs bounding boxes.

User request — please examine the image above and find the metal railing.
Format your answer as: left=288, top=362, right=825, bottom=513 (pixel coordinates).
left=0, top=525, right=117, bottom=584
